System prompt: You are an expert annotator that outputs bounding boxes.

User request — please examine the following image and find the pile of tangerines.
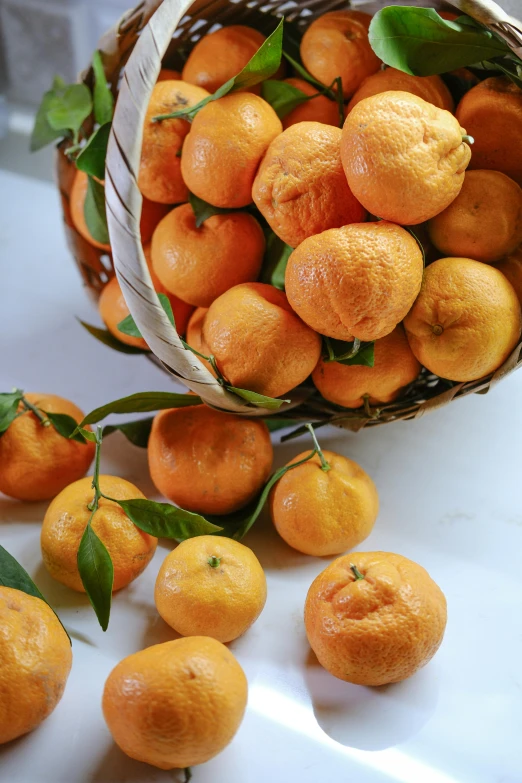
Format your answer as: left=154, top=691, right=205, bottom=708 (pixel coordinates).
left=3, top=7, right=522, bottom=776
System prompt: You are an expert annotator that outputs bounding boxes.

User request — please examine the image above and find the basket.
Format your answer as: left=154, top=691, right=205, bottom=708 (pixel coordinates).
left=57, top=0, right=522, bottom=429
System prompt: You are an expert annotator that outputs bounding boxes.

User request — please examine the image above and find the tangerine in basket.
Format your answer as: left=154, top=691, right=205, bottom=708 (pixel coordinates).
left=0, top=588, right=72, bottom=744
left=70, top=170, right=170, bottom=249
left=346, top=67, right=453, bottom=114
left=102, top=636, right=247, bottom=769
left=185, top=306, right=214, bottom=374
left=157, top=68, right=181, bottom=81
left=403, top=257, right=522, bottom=382
left=305, top=552, right=447, bottom=686
left=341, top=91, right=471, bottom=225
left=428, top=170, right=522, bottom=264
left=312, top=325, right=421, bottom=409
left=155, top=535, right=267, bottom=642
left=496, top=246, right=522, bottom=306
left=203, top=282, right=322, bottom=398
left=182, top=25, right=266, bottom=94
left=151, top=203, right=265, bottom=307
left=181, top=92, right=282, bottom=208
left=98, top=244, right=193, bottom=348
left=138, top=80, right=210, bottom=204
left=456, top=77, right=522, bottom=186
left=281, top=78, right=339, bottom=129
left=148, top=405, right=273, bottom=515
left=285, top=221, right=423, bottom=342
left=41, top=476, right=157, bottom=592
left=252, top=121, right=366, bottom=249
left=300, top=11, right=380, bottom=98
left=0, top=393, right=95, bottom=501
left=270, top=450, right=379, bottom=557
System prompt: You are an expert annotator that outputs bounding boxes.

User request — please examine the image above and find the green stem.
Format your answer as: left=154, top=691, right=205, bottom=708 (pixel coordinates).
left=19, top=392, right=51, bottom=427
left=207, top=556, right=221, bottom=568
left=362, top=394, right=373, bottom=419
left=180, top=338, right=228, bottom=387
left=305, top=423, right=330, bottom=472
left=87, top=426, right=104, bottom=514
left=184, top=769, right=192, bottom=783
left=350, top=563, right=365, bottom=581
left=323, top=337, right=335, bottom=363
left=334, top=75, right=344, bottom=129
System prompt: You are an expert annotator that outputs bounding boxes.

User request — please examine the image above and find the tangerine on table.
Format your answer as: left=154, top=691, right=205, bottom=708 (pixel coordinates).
left=181, top=92, right=282, bottom=208
left=285, top=221, right=423, bottom=342
left=312, top=325, right=421, bottom=409
left=102, top=636, right=248, bottom=769
left=270, top=450, right=379, bottom=556
left=0, top=587, right=72, bottom=745
left=182, top=25, right=266, bottom=94
left=404, top=257, right=522, bottom=382
left=281, top=78, right=339, bottom=129
left=300, top=11, right=380, bottom=98
left=41, top=476, right=157, bottom=592
left=138, top=80, right=210, bottom=204
left=151, top=203, right=265, bottom=307
left=252, top=121, right=366, bottom=249
left=346, top=67, right=453, bottom=114
left=305, top=552, right=447, bottom=686
left=456, top=77, right=522, bottom=186
left=428, top=170, right=522, bottom=264
left=70, top=170, right=170, bottom=249
left=341, top=91, right=471, bottom=225
left=0, top=393, right=95, bottom=501
left=155, top=536, right=267, bottom=643
left=203, top=282, right=322, bottom=398
left=148, top=405, right=273, bottom=515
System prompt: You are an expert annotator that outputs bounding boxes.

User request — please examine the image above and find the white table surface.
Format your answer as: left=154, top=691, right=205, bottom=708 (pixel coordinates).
left=1, top=168, right=521, bottom=783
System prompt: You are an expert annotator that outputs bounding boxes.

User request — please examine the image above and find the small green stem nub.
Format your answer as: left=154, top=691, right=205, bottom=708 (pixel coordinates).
left=305, top=423, right=330, bottom=472
left=462, top=134, right=474, bottom=145
left=350, top=564, right=365, bottom=581
left=19, top=392, right=51, bottom=427
left=208, top=556, right=221, bottom=568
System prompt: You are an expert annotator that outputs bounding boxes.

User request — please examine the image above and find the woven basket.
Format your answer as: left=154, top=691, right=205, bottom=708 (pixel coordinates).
left=57, top=0, right=522, bottom=429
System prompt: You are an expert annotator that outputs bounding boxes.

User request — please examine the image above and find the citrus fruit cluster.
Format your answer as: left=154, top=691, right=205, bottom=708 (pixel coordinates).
left=70, top=12, right=522, bottom=413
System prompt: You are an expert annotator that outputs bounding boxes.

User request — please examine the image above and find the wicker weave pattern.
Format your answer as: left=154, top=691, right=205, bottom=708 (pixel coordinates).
left=57, top=0, right=522, bottom=428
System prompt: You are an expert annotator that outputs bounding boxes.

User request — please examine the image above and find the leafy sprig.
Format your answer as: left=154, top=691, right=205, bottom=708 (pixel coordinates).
left=323, top=338, right=375, bottom=367
left=0, top=389, right=88, bottom=443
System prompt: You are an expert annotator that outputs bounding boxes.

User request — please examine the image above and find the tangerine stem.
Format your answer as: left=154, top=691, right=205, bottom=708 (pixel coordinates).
left=462, top=134, right=474, bottom=144
left=20, top=392, right=51, bottom=427
left=305, top=423, right=330, bottom=472
left=350, top=564, right=365, bottom=581
left=208, top=556, right=221, bottom=568
left=87, top=426, right=103, bottom=516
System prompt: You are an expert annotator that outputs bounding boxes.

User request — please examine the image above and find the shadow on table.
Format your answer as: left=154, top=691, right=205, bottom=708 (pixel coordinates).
left=304, top=648, right=439, bottom=751
left=89, top=743, right=179, bottom=783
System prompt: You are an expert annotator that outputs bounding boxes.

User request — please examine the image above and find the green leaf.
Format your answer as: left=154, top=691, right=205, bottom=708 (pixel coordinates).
left=153, top=19, right=284, bottom=122
left=76, top=426, right=98, bottom=443
left=44, top=411, right=88, bottom=443
left=80, top=391, right=202, bottom=426
left=227, top=387, right=290, bottom=410
left=84, top=176, right=109, bottom=245
left=0, top=544, right=71, bottom=643
left=92, top=50, right=114, bottom=126
left=261, top=233, right=293, bottom=288
left=233, top=449, right=318, bottom=540
left=102, top=417, right=154, bottom=448
left=115, top=498, right=223, bottom=541
left=30, top=82, right=69, bottom=152
left=78, top=320, right=149, bottom=354
left=157, top=293, right=175, bottom=328
left=76, top=122, right=111, bottom=180
left=263, top=417, right=300, bottom=432
left=189, top=192, right=235, bottom=228
left=77, top=524, right=113, bottom=631
left=261, top=79, right=310, bottom=119
left=486, top=58, right=522, bottom=90
left=47, top=83, right=92, bottom=136
left=0, top=390, right=23, bottom=434
left=368, top=7, right=510, bottom=76
left=324, top=338, right=375, bottom=367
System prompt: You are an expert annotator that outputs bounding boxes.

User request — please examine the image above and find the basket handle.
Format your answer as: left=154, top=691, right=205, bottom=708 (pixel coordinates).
left=450, top=0, right=522, bottom=56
